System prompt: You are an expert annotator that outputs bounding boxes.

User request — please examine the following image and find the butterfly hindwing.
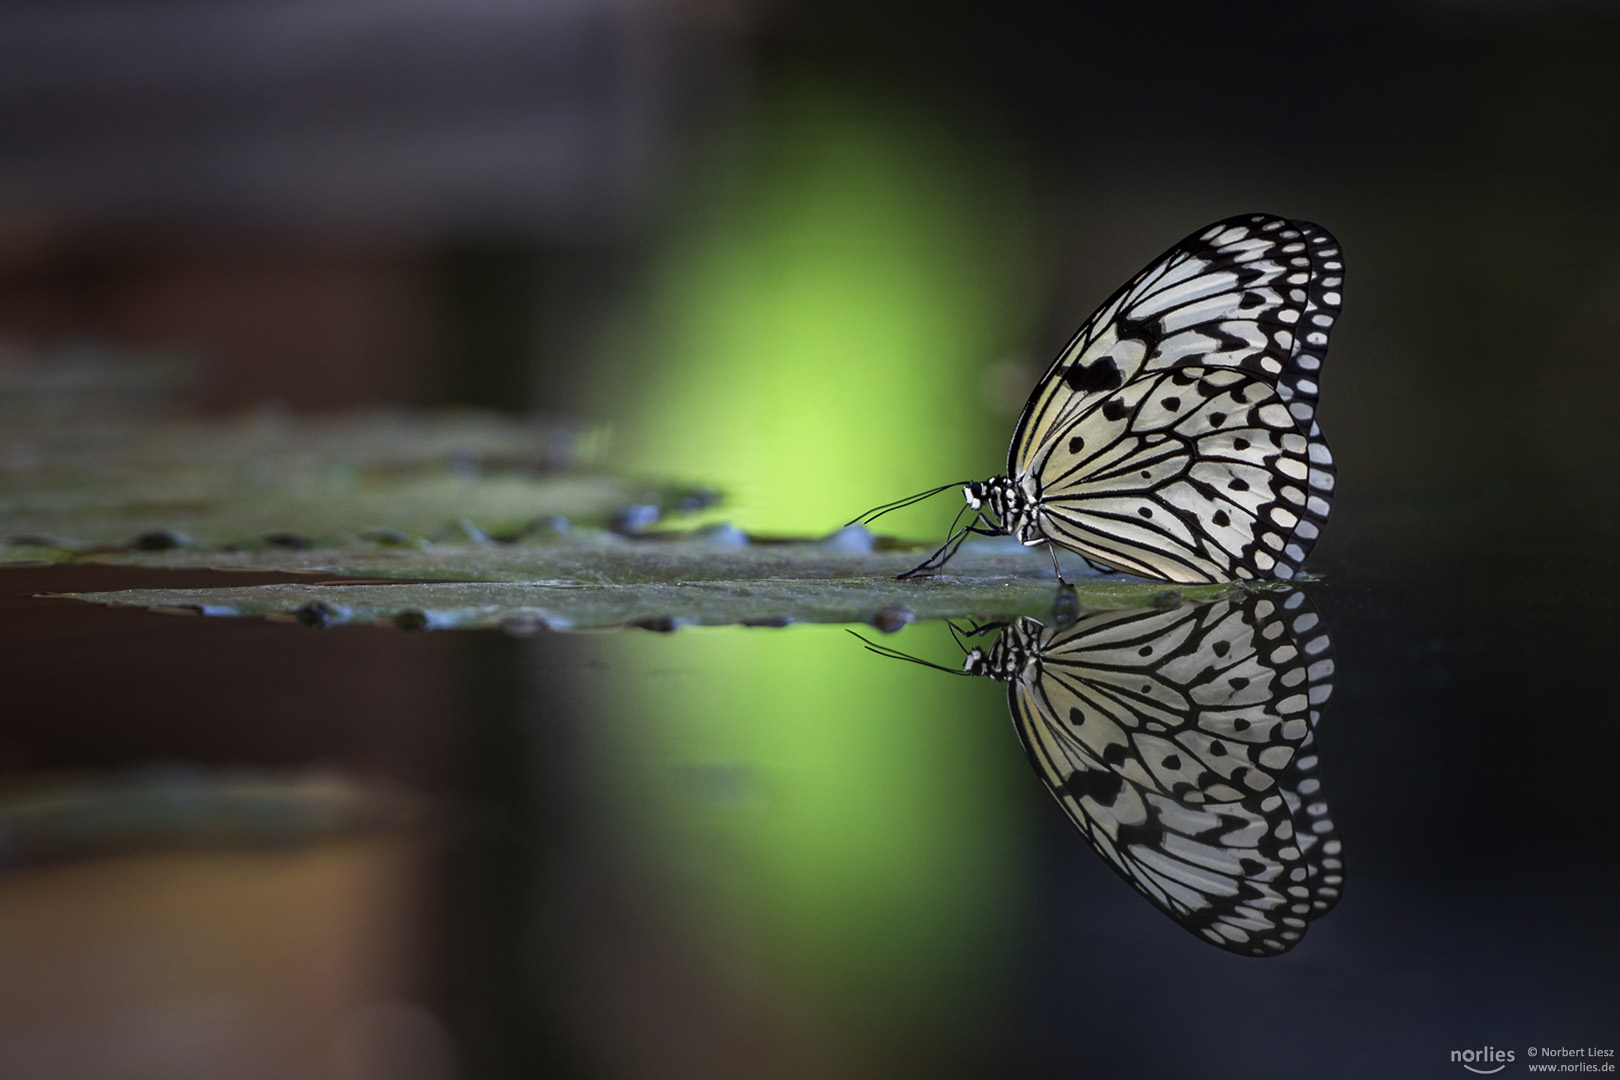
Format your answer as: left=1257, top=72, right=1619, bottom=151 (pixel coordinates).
left=1028, top=367, right=1330, bottom=581
left=1019, top=601, right=1314, bottom=801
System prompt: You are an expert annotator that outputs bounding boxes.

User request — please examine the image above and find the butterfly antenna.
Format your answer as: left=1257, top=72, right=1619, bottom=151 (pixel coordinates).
left=846, top=481, right=971, bottom=528
left=845, top=630, right=972, bottom=675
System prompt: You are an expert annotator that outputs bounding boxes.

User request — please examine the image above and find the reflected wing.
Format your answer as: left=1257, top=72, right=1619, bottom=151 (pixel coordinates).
left=1277, top=727, right=1344, bottom=921
left=1029, top=367, right=1334, bottom=581
left=1023, top=598, right=1317, bottom=800
left=1008, top=590, right=1338, bottom=955
left=1010, top=213, right=1343, bottom=477
left=1274, top=586, right=1344, bottom=919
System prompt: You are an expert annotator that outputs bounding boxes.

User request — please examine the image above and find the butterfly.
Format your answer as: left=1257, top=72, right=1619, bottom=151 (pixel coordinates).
left=856, top=586, right=1343, bottom=956
left=854, top=213, right=1342, bottom=582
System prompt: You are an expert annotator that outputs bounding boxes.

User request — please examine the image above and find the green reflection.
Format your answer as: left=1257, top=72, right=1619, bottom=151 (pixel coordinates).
left=584, top=77, right=1042, bottom=1048
left=591, top=624, right=1030, bottom=1035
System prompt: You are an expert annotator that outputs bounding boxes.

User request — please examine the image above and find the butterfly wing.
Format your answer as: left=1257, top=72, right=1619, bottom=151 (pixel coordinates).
left=1019, top=600, right=1316, bottom=800
left=1010, top=213, right=1343, bottom=476
left=1274, top=588, right=1344, bottom=919
left=1276, top=726, right=1343, bottom=922
left=1008, top=591, right=1338, bottom=955
left=1029, top=367, right=1333, bottom=581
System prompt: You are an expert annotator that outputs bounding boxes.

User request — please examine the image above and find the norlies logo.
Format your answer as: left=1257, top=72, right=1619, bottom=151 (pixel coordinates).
left=1452, top=1047, right=1516, bottom=1074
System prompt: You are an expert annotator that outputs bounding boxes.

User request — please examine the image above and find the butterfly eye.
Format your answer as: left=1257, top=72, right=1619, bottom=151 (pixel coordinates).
left=964, top=481, right=985, bottom=509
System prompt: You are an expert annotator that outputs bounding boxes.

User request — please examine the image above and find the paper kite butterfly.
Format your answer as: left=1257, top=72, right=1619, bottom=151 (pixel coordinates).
left=854, top=213, right=1342, bottom=582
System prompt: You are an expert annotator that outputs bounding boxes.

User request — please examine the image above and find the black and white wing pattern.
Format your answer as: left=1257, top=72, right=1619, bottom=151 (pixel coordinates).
left=1007, top=213, right=1339, bottom=582
left=1011, top=213, right=1343, bottom=465
left=1001, top=588, right=1340, bottom=955
left=865, top=212, right=1344, bottom=583
left=1030, top=367, right=1330, bottom=580
left=1276, top=726, right=1344, bottom=925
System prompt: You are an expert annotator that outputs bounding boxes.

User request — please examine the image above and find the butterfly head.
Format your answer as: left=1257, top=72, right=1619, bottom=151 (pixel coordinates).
left=966, top=475, right=1041, bottom=545
left=964, top=477, right=1020, bottom=528
left=962, top=618, right=1044, bottom=681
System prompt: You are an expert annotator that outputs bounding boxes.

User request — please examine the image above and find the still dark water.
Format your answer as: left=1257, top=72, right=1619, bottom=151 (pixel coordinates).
left=1, top=487, right=1615, bottom=1080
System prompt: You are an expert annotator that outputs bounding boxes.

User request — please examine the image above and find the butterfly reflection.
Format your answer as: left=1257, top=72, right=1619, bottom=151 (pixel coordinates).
left=865, top=586, right=1343, bottom=956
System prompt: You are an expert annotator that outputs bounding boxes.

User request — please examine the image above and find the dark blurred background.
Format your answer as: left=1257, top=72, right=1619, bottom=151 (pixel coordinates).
left=4, top=0, right=1616, bottom=491
left=2, top=2, right=1617, bottom=1078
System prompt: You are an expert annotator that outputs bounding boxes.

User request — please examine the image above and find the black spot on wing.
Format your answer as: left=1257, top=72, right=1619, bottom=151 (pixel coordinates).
left=1112, top=313, right=1152, bottom=343
left=1064, top=356, right=1124, bottom=393
left=1059, top=767, right=1124, bottom=805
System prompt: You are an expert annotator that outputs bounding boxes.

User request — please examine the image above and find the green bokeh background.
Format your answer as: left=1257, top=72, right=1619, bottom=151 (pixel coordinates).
left=594, top=81, right=1037, bottom=537
left=587, top=79, right=1046, bottom=1045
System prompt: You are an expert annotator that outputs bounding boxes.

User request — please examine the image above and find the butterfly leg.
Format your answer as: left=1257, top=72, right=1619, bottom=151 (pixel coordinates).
left=898, top=514, right=999, bottom=580
left=1043, top=544, right=1069, bottom=586
left=897, top=524, right=971, bottom=579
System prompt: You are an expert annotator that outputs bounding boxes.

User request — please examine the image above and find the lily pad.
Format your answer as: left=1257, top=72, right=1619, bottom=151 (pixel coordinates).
left=0, top=407, right=709, bottom=557
left=9, top=405, right=1257, bottom=630
left=55, top=528, right=1243, bottom=631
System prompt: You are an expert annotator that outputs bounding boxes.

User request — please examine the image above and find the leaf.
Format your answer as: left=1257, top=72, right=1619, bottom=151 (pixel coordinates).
left=55, top=527, right=1243, bottom=631
left=7, top=406, right=1256, bottom=630
left=0, top=407, right=708, bottom=556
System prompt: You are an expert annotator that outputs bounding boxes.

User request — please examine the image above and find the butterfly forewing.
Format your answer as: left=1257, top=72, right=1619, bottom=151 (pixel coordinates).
left=1006, top=590, right=1338, bottom=955
left=1274, top=219, right=1344, bottom=428
left=1030, top=367, right=1330, bottom=581
left=1010, top=213, right=1343, bottom=481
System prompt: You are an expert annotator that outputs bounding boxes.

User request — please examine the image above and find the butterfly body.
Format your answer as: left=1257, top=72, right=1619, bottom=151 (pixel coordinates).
left=892, top=213, right=1343, bottom=583
left=962, top=612, right=1043, bottom=679
left=963, top=475, right=1041, bottom=545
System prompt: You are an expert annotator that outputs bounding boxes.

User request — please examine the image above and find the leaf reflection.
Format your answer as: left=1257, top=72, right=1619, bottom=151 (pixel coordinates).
left=861, top=586, right=1344, bottom=957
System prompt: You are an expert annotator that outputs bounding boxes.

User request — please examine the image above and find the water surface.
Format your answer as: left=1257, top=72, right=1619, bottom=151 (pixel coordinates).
left=2, top=490, right=1613, bottom=1079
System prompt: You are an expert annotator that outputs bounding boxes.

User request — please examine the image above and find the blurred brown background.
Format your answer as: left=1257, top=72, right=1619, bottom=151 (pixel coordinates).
left=3, top=1, right=1615, bottom=479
